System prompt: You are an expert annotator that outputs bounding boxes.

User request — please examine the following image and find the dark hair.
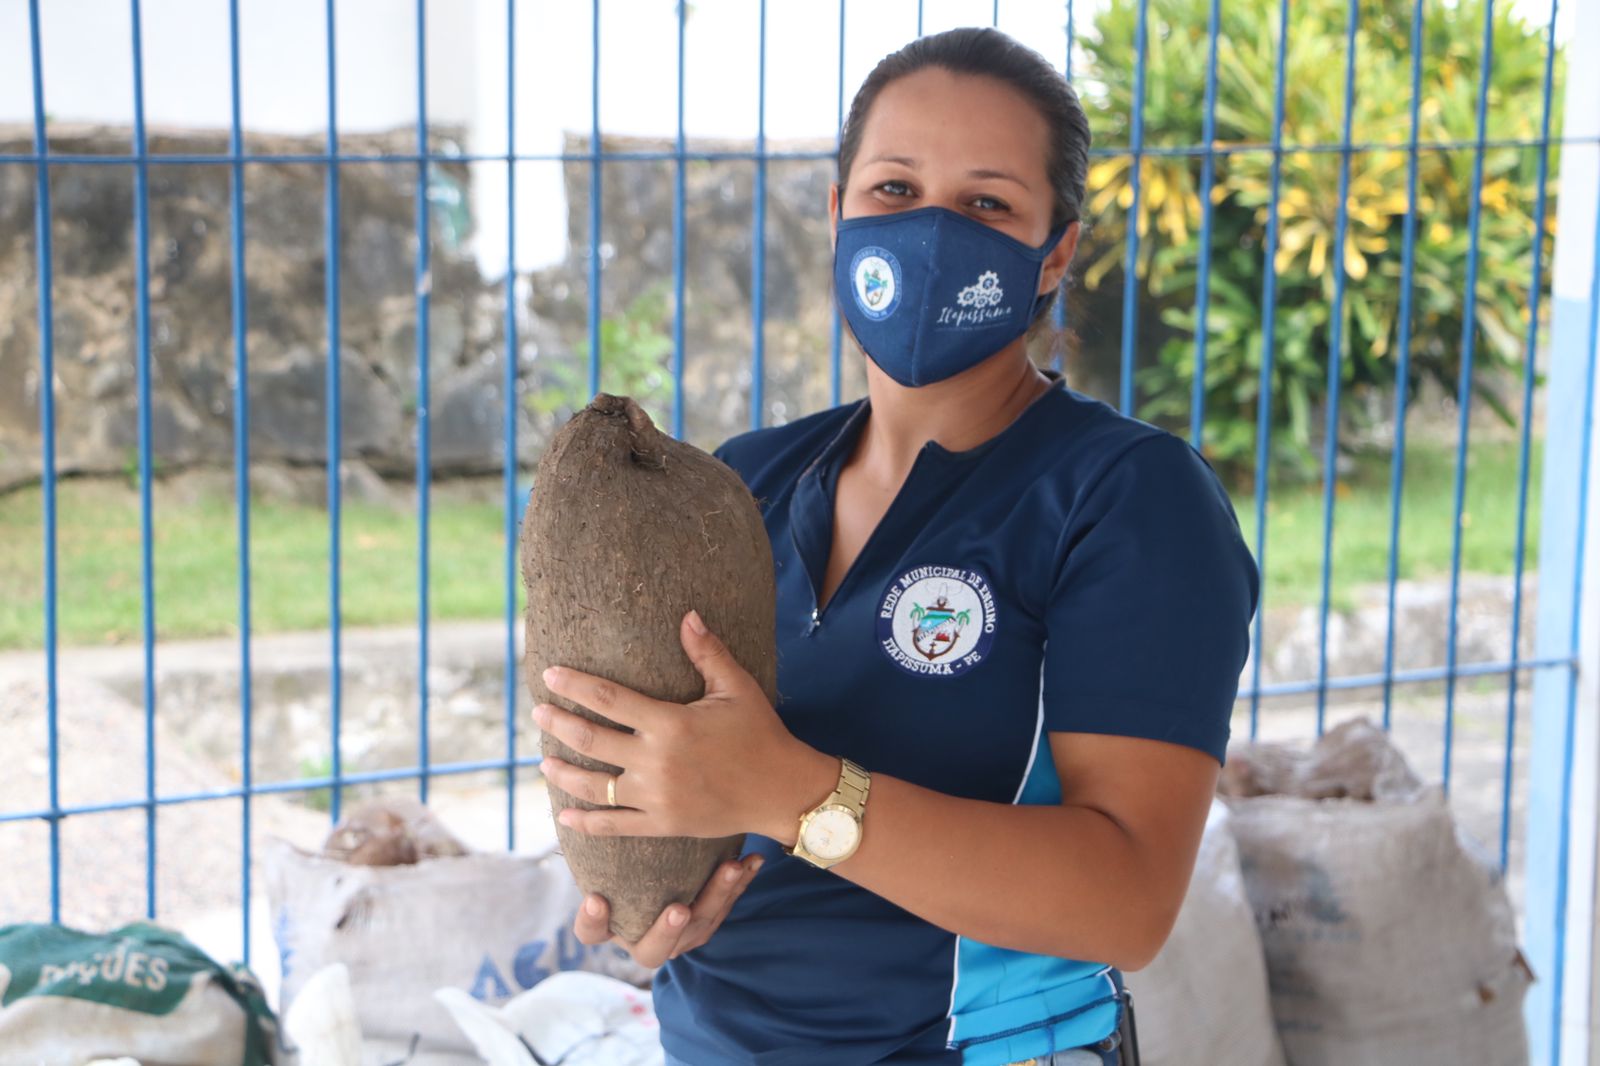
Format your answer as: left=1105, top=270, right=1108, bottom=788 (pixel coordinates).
left=838, top=27, right=1091, bottom=230
left=836, top=27, right=1091, bottom=329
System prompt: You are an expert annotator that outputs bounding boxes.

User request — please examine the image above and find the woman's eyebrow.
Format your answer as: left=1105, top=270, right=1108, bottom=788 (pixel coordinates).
left=968, top=168, right=1031, bottom=190
left=861, top=156, right=1031, bottom=191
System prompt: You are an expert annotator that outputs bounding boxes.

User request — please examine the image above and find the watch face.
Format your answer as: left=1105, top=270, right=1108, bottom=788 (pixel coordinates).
left=802, top=806, right=860, bottom=861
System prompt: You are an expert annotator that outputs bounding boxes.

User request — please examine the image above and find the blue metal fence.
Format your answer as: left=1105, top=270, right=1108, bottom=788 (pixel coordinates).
left=5, top=0, right=1599, bottom=1059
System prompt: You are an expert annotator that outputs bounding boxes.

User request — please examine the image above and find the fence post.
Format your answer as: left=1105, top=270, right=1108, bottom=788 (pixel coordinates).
left=1525, top=0, right=1600, bottom=1059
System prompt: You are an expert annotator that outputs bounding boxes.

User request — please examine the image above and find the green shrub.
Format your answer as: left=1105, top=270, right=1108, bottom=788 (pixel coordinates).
left=1080, top=0, right=1562, bottom=480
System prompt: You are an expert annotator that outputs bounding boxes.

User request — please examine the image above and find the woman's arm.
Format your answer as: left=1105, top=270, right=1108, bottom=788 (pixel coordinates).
left=535, top=611, right=1217, bottom=973
left=760, top=729, right=1217, bottom=971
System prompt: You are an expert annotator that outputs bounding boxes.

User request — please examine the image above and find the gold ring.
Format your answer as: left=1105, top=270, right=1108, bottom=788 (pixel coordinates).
left=607, top=775, right=617, bottom=807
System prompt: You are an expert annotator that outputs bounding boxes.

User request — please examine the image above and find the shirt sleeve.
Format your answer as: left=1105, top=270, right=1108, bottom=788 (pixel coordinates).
left=1040, top=433, right=1259, bottom=765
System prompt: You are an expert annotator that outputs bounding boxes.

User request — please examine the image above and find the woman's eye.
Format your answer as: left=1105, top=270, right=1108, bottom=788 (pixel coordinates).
left=972, top=195, right=1009, bottom=212
left=877, top=180, right=913, bottom=197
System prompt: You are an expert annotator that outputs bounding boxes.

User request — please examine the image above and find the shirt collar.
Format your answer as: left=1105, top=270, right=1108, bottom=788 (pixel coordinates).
left=800, top=368, right=1068, bottom=489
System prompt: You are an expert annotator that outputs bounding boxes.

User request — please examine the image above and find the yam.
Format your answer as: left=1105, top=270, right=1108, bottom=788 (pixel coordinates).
left=320, top=798, right=470, bottom=866
left=520, top=394, right=777, bottom=942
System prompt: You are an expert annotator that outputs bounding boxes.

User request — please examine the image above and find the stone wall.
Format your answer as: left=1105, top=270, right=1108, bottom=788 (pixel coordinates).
left=0, top=124, right=495, bottom=491
left=1, top=125, right=1130, bottom=494
left=0, top=126, right=864, bottom=493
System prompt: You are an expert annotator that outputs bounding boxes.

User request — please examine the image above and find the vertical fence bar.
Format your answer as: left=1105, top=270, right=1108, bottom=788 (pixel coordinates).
left=917, top=0, right=923, bottom=38
left=1051, top=0, right=1075, bottom=375
left=1380, top=0, right=1425, bottom=734
left=128, top=0, right=158, bottom=919
left=503, top=0, right=519, bottom=850
left=26, top=0, right=61, bottom=925
left=588, top=0, right=601, bottom=399
left=1187, top=0, right=1220, bottom=448
left=831, top=0, right=844, bottom=408
left=672, top=0, right=687, bottom=440
left=1441, top=0, right=1500, bottom=793
left=1501, top=0, right=1561, bottom=871
left=324, top=0, right=345, bottom=823
left=1117, top=0, right=1149, bottom=416
left=751, top=0, right=767, bottom=432
left=226, top=0, right=254, bottom=960
left=1065, top=0, right=1074, bottom=74
left=1313, top=0, right=1360, bottom=734
left=1247, top=0, right=1290, bottom=736
left=415, top=0, right=433, bottom=803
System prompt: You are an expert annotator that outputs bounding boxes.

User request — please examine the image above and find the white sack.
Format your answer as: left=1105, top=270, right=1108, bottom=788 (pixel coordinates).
left=1125, top=800, right=1286, bottom=1066
left=264, top=838, right=654, bottom=1054
left=1224, top=720, right=1530, bottom=1066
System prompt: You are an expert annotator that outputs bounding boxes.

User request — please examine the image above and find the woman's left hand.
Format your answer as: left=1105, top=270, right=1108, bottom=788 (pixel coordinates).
left=534, top=609, right=832, bottom=842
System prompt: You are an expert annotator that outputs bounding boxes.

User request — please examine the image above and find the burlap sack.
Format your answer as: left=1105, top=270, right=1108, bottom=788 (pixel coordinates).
left=1223, top=720, right=1530, bottom=1066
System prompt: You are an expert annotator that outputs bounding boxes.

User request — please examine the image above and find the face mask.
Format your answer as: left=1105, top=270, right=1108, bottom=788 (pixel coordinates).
left=833, top=205, right=1068, bottom=387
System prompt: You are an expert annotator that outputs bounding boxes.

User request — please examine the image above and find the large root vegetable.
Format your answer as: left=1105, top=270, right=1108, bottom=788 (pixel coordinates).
left=520, top=394, right=777, bottom=942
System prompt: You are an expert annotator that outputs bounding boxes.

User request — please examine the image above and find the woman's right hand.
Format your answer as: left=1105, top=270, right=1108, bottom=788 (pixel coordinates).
left=573, top=854, right=765, bottom=968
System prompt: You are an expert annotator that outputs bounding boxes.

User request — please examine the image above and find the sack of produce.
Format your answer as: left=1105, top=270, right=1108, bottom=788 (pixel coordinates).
left=1124, top=800, right=1286, bottom=1066
left=264, top=833, right=654, bottom=1054
left=0, top=921, right=281, bottom=1066
left=520, top=393, right=778, bottom=942
left=1221, top=718, right=1531, bottom=1066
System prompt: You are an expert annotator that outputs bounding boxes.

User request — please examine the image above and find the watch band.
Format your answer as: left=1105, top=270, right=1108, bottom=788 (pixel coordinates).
left=834, top=758, right=871, bottom=813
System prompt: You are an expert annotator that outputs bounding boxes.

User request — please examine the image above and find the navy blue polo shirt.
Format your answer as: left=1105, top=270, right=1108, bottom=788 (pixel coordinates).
left=651, top=373, right=1258, bottom=1065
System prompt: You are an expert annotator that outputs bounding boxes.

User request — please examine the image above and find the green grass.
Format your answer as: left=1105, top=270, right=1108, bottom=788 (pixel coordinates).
left=0, top=437, right=1542, bottom=649
left=1233, top=437, right=1542, bottom=610
left=0, top=477, right=524, bottom=649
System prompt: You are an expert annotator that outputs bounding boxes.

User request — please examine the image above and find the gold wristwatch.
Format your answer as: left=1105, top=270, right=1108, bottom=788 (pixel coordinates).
left=786, top=757, right=871, bottom=869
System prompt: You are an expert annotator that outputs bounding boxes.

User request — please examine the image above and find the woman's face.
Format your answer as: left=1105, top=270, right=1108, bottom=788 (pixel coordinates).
left=831, top=66, right=1079, bottom=286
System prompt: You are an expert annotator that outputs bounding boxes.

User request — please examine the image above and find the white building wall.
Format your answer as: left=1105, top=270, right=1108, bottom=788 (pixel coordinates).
left=2, top=0, right=1092, bottom=272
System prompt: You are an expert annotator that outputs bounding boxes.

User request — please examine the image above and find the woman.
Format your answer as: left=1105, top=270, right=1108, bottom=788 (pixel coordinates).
left=530, top=26, right=1258, bottom=1066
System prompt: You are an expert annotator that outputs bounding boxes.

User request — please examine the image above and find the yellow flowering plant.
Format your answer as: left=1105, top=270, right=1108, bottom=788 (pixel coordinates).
left=1079, top=0, right=1561, bottom=479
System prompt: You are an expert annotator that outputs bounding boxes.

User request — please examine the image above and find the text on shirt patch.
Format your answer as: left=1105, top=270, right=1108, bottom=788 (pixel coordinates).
left=877, top=566, right=997, bottom=678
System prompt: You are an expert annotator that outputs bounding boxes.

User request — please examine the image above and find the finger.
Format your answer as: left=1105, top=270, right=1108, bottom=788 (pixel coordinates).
left=719, top=854, right=765, bottom=917
left=556, top=805, right=659, bottom=837
left=626, top=901, right=695, bottom=969
left=680, top=610, right=747, bottom=700
left=533, top=702, right=637, bottom=769
left=671, top=856, right=763, bottom=958
left=542, top=756, right=634, bottom=810
left=573, top=893, right=613, bottom=946
left=682, top=856, right=763, bottom=954
left=543, top=666, right=665, bottom=733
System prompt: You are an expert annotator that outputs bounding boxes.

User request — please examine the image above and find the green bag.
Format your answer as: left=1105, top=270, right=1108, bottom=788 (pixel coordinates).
left=0, top=921, right=281, bottom=1066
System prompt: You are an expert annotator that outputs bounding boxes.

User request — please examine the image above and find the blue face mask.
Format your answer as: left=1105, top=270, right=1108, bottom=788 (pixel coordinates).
left=833, top=205, right=1069, bottom=387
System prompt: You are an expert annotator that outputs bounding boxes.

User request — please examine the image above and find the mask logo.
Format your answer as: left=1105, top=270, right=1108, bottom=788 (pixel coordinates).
left=937, top=268, right=1014, bottom=330
left=957, top=270, right=1004, bottom=310
left=877, top=566, right=997, bottom=678
left=850, top=247, right=901, bottom=321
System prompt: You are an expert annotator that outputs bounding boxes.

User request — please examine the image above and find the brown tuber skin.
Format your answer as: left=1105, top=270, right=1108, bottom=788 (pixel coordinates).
left=320, top=798, right=470, bottom=866
left=519, top=393, right=778, bottom=942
